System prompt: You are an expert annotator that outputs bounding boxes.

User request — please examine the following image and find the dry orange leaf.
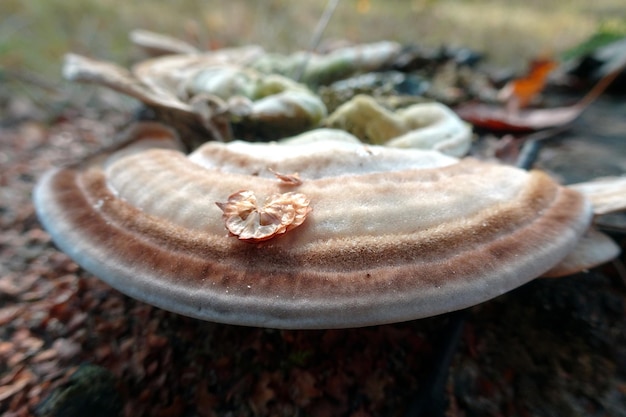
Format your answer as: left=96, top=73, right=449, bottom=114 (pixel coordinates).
left=216, top=190, right=311, bottom=243
left=498, top=59, right=558, bottom=109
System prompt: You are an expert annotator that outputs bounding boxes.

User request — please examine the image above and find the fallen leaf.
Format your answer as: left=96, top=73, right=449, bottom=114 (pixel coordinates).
left=498, top=58, right=558, bottom=109
left=0, top=369, right=35, bottom=402
left=0, top=305, right=25, bottom=326
left=156, top=396, right=185, bottom=417
left=289, top=369, right=321, bottom=407
left=324, top=371, right=353, bottom=403
left=216, top=190, right=311, bottom=243
left=249, top=371, right=277, bottom=415
left=455, top=102, right=583, bottom=132
left=456, top=64, right=622, bottom=132
left=195, top=380, right=219, bottom=417
left=0, top=378, right=30, bottom=403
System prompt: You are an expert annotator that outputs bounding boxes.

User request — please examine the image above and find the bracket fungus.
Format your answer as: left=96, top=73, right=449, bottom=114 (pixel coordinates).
left=34, top=122, right=613, bottom=329
left=63, top=53, right=327, bottom=143
left=325, top=94, right=472, bottom=157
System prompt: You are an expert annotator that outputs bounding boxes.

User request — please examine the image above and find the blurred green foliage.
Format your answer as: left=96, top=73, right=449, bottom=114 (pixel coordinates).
left=563, top=18, right=626, bottom=60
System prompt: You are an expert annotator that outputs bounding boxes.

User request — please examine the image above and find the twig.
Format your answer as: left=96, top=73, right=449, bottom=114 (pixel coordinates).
left=293, top=0, right=341, bottom=81
left=516, top=139, right=542, bottom=170
left=2, top=68, right=62, bottom=94
left=573, top=64, right=624, bottom=111
left=404, top=310, right=468, bottom=417
left=610, top=258, right=626, bottom=289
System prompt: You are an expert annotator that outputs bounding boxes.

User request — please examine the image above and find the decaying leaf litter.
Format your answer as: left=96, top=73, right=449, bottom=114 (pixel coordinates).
left=2, top=21, right=626, bottom=417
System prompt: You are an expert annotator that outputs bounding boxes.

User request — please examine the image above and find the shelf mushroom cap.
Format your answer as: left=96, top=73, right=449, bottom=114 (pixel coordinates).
left=34, top=123, right=593, bottom=329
